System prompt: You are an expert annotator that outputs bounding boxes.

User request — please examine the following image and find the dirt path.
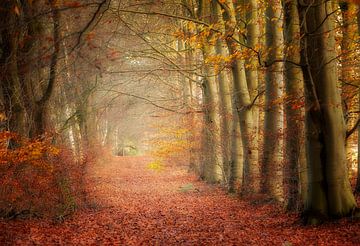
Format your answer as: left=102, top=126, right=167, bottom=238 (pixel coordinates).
left=1, top=156, right=360, bottom=245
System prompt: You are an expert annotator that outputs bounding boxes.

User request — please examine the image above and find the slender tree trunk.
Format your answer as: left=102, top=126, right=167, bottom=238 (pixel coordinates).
left=283, top=0, right=305, bottom=211
left=216, top=64, right=232, bottom=181
left=28, top=0, right=60, bottom=137
left=212, top=1, right=233, bottom=182
left=178, top=31, right=198, bottom=172
left=202, top=47, right=223, bottom=183
left=261, top=0, right=284, bottom=200
left=197, top=0, right=223, bottom=183
left=355, top=7, right=360, bottom=194
left=104, top=121, right=114, bottom=147
left=186, top=56, right=198, bottom=173
left=59, top=19, right=81, bottom=156
left=340, top=2, right=358, bottom=178
left=298, top=0, right=357, bottom=224
left=228, top=95, right=244, bottom=193
left=244, top=0, right=260, bottom=157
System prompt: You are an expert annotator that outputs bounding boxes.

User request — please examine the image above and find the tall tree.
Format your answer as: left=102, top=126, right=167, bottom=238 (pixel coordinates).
left=228, top=96, right=244, bottom=193
left=355, top=5, right=360, bottom=194
left=283, top=0, right=305, bottom=211
left=298, top=0, right=358, bottom=224
left=218, top=0, right=260, bottom=194
left=198, top=0, right=223, bottom=183
left=30, top=0, right=60, bottom=137
left=339, top=2, right=358, bottom=177
left=0, top=1, right=28, bottom=135
left=261, top=0, right=284, bottom=200
left=0, top=1, right=60, bottom=137
left=244, top=0, right=260, bottom=157
left=211, top=0, right=233, bottom=183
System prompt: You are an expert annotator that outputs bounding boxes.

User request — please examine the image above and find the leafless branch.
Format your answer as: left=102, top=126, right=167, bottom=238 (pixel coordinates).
left=346, top=117, right=360, bottom=139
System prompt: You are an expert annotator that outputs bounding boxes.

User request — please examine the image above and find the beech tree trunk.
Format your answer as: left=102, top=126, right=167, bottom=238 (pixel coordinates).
left=261, top=0, right=284, bottom=200
left=219, top=0, right=260, bottom=194
left=244, top=0, right=260, bottom=156
left=228, top=96, right=244, bottom=193
left=212, top=1, right=233, bottom=181
left=355, top=6, right=360, bottom=194
left=283, top=0, right=305, bottom=211
left=201, top=64, right=223, bottom=183
left=198, top=0, right=223, bottom=183
left=298, top=0, right=357, bottom=224
left=339, top=2, right=358, bottom=179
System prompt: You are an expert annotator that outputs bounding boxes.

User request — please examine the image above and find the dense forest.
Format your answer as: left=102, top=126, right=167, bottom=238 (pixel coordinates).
left=1, top=0, right=360, bottom=244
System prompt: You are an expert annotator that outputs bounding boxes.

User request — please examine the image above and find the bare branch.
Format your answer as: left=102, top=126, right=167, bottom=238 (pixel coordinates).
left=71, top=0, right=110, bottom=52
left=346, top=117, right=360, bottom=139
left=39, top=0, right=60, bottom=105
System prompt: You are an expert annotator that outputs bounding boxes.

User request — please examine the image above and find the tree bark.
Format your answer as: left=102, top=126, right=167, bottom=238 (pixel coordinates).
left=244, top=0, right=260, bottom=158
left=212, top=1, right=233, bottom=182
left=0, top=2, right=27, bottom=136
left=219, top=0, right=260, bottom=194
left=339, top=2, right=358, bottom=180
left=355, top=6, right=360, bottom=194
left=201, top=47, right=223, bottom=183
left=298, top=0, right=357, bottom=224
left=283, top=0, right=305, bottom=211
left=261, top=0, right=284, bottom=200
left=198, top=0, right=223, bottom=183
left=228, top=95, right=244, bottom=193
left=31, top=0, right=60, bottom=137
left=0, top=1, right=60, bottom=138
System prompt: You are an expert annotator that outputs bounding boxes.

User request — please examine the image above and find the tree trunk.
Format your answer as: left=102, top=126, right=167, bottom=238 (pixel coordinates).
left=186, top=54, right=198, bottom=173
left=177, top=29, right=198, bottom=172
left=261, top=0, right=284, bottom=200
left=355, top=6, right=360, bottom=194
left=0, top=2, right=27, bottom=136
left=283, top=0, right=305, bottom=211
left=219, top=0, right=260, bottom=194
left=340, top=2, right=358, bottom=179
left=59, top=20, right=81, bottom=156
left=228, top=95, right=244, bottom=193
left=298, top=0, right=357, bottom=224
left=244, top=0, right=260, bottom=159
left=212, top=1, right=233, bottom=182
left=216, top=63, right=232, bottom=181
left=31, top=1, right=59, bottom=137
left=201, top=65, right=223, bottom=183
left=197, top=0, right=223, bottom=183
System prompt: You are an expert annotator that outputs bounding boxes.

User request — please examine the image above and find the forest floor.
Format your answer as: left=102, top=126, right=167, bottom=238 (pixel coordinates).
left=1, top=156, right=360, bottom=245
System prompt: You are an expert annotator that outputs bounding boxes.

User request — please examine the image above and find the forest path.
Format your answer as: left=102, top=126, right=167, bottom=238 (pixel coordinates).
left=1, top=156, right=360, bottom=245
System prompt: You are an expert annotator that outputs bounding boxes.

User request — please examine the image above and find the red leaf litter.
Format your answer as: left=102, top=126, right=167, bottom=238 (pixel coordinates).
left=1, top=156, right=360, bottom=245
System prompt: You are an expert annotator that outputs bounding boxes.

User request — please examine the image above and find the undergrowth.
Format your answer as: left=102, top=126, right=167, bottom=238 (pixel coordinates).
left=0, top=131, right=95, bottom=219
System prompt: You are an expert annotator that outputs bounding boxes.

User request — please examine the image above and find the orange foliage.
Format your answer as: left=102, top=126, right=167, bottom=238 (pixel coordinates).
left=147, top=114, right=200, bottom=168
left=0, top=132, right=86, bottom=218
left=0, top=132, right=59, bottom=168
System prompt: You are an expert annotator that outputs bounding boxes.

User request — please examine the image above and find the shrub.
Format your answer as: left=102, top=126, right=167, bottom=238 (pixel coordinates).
left=0, top=132, right=82, bottom=218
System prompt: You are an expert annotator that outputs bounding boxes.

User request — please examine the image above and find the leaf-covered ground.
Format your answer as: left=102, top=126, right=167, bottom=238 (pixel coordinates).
left=1, top=156, right=360, bottom=245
